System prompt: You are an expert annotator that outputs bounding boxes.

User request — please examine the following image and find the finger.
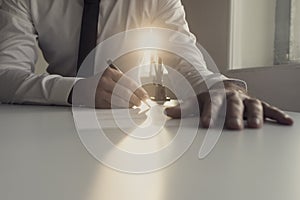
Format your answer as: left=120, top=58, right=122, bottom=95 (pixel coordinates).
left=105, top=67, right=149, bottom=100
left=110, top=94, right=135, bottom=109
left=200, top=93, right=224, bottom=128
left=104, top=67, right=123, bottom=82
left=99, top=76, right=142, bottom=107
left=115, top=73, right=149, bottom=100
left=262, top=102, right=294, bottom=125
left=95, top=99, right=112, bottom=109
left=200, top=100, right=212, bottom=128
left=97, top=90, right=133, bottom=109
left=95, top=89, right=112, bottom=109
left=99, top=76, right=117, bottom=92
left=165, top=98, right=198, bottom=119
left=113, top=82, right=143, bottom=107
left=134, top=86, right=150, bottom=101
left=244, top=98, right=263, bottom=128
left=165, top=104, right=181, bottom=119
left=119, top=77, right=149, bottom=100
left=225, top=92, right=244, bottom=130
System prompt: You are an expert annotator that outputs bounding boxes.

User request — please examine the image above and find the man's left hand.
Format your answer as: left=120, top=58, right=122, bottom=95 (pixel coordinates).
left=165, top=82, right=294, bottom=130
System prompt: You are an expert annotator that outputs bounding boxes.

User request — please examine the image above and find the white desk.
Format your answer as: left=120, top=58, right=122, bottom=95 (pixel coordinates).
left=0, top=104, right=300, bottom=200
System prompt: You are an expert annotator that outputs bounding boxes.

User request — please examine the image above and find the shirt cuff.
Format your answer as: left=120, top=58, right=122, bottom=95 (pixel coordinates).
left=50, top=77, right=82, bottom=106
left=193, top=74, right=248, bottom=95
left=222, top=78, right=248, bottom=91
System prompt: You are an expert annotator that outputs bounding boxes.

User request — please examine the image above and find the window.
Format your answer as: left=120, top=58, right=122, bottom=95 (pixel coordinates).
left=230, top=0, right=300, bottom=69
left=289, top=0, right=300, bottom=63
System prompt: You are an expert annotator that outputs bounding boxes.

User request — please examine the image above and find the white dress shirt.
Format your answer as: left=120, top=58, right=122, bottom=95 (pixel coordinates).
left=0, top=0, right=245, bottom=105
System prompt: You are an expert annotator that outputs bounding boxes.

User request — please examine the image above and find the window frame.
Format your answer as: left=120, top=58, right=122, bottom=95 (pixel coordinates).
left=228, top=0, right=300, bottom=70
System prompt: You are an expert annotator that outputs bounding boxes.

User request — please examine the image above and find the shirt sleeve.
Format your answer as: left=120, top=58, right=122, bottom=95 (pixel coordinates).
left=0, top=0, right=77, bottom=105
left=151, top=0, right=247, bottom=95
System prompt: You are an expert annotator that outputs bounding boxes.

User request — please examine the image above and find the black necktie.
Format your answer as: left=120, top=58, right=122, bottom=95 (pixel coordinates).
left=77, top=0, right=101, bottom=74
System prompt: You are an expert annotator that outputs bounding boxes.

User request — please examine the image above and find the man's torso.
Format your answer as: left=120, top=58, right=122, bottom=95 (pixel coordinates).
left=30, top=0, right=157, bottom=76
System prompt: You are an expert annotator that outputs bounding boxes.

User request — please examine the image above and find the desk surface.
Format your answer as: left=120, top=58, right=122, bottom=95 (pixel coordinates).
left=0, top=104, right=300, bottom=200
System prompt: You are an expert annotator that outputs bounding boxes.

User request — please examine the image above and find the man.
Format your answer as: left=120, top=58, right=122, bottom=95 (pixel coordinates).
left=0, top=0, right=294, bottom=130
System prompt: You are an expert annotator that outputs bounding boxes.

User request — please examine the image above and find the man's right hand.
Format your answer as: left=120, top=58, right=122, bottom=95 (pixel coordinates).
left=69, top=67, right=149, bottom=109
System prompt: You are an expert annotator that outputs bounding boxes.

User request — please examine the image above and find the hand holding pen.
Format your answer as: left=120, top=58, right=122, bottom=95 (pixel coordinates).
left=70, top=59, right=150, bottom=109
left=105, top=59, right=151, bottom=108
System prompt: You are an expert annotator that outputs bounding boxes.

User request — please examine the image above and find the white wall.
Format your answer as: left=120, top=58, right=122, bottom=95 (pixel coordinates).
left=182, top=0, right=231, bottom=72
left=290, top=0, right=300, bottom=62
left=230, top=0, right=276, bottom=69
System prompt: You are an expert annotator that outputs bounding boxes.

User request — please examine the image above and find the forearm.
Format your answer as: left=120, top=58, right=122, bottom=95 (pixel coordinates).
left=0, top=0, right=77, bottom=106
left=0, top=66, right=77, bottom=105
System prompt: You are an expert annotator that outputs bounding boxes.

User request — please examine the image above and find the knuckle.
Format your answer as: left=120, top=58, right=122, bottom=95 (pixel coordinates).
left=135, top=89, right=145, bottom=98
left=104, top=67, right=114, bottom=77
left=99, top=77, right=109, bottom=85
left=245, top=99, right=263, bottom=112
left=128, top=80, right=138, bottom=90
left=131, top=96, right=140, bottom=105
left=245, top=98, right=261, bottom=105
left=97, top=89, right=106, bottom=97
left=197, top=92, right=211, bottom=103
left=226, top=90, right=239, bottom=98
left=228, top=96, right=242, bottom=105
left=126, top=82, right=134, bottom=90
left=124, top=90, right=133, bottom=99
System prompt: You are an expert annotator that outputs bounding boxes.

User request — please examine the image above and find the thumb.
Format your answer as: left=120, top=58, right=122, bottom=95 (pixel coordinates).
left=164, top=105, right=181, bottom=119
left=165, top=98, right=199, bottom=119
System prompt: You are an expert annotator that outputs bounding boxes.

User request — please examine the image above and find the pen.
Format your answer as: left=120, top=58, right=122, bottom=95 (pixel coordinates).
left=106, top=59, right=151, bottom=108
left=107, top=59, right=122, bottom=72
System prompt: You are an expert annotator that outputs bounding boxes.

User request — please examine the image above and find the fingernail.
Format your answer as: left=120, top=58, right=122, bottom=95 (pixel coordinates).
left=137, top=100, right=142, bottom=107
left=143, top=94, right=150, bottom=100
left=284, top=115, right=291, bottom=119
left=164, top=109, right=168, bottom=115
left=248, top=117, right=261, bottom=128
left=283, top=115, right=294, bottom=125
left=228, top=118, right=243, bottom=129
left=201, top=117, right=212, bottom=128
left=251, top=118, right=261, bottom=126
